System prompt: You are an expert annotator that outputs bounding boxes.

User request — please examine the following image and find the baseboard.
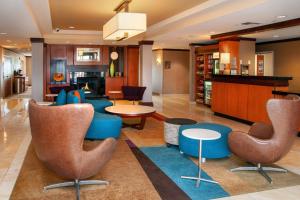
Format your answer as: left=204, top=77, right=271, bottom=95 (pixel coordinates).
left=214, top=112, right=253, bottom=125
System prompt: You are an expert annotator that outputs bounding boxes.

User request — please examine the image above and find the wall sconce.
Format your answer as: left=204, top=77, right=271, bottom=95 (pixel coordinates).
left=156, top=57, right=162, bottom=64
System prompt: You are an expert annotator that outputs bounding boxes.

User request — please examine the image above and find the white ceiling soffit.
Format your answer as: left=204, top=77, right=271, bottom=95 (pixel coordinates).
left=0, top=0, right=41, bottom=38
left=245, top=26, right=300, bottom=43
left=44, top=30, right=141, bottom=46
left=146, top=0, right=267, bottom=40
left=149, top=0, right=300, bottom=48
left=25, top=0, right=53, bottom=34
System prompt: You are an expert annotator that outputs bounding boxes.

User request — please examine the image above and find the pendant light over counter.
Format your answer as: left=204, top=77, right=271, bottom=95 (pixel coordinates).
left=103, top=0, right=147, bottom=41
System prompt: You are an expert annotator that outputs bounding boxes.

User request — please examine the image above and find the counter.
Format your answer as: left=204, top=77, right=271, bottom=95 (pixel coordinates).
left=212, top=75, right=292, bottom=86
left=211, top=75, right=292, bottom=124
left=272, top=90, right=300, bottom=96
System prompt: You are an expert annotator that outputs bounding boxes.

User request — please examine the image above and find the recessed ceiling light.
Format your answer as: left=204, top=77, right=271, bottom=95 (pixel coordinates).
left=273, top=35, right=279, bottom=38
left=69, top=26, right=75, bottom=29
left=0, top=32, right=7, bottom=35
left=277, top=15, right=286, bottom=19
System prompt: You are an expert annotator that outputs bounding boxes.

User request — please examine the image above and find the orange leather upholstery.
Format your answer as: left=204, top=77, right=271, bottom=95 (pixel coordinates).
left=229, top=98, right=300, bottom=164
left=28, top=100, right=117, bottom=180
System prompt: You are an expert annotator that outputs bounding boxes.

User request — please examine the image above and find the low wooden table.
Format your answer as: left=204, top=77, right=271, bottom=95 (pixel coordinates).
left=105, top=105, right=156, bottom=130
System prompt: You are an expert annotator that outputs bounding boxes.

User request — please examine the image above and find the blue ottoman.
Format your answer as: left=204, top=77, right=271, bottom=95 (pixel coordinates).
left=85, top=112, right=122, bottom=140
left=86, top=99, right=113, bottom=113
left=179, top=123, right=232, bottom=159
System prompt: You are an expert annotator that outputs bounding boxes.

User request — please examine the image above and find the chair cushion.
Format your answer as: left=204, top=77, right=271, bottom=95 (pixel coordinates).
left=85, top=112, right=122, bottom=140
left=56, top=89, right=66, bottom=105
left=67, top=91, right=80, bottom=104
left=179, top=123, right=232, bottom=159
left=73, top=90, right=81, bottom=103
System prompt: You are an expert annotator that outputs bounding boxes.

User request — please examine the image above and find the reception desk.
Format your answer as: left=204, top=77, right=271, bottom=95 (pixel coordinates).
left=211, top=75, right=292, bottom=124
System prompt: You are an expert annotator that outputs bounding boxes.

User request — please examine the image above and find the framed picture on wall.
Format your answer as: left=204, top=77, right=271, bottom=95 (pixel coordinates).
left=164, top=61, right=171, bottom=69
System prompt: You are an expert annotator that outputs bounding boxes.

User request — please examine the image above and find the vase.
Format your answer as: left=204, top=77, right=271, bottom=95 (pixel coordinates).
left=109, top=61, right=115, bottom=77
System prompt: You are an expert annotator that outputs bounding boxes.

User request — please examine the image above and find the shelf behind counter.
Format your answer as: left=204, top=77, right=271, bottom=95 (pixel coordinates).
left=211, top=75, right=292, bottom=124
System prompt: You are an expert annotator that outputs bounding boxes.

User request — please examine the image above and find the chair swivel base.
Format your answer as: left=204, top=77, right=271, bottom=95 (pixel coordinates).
left=181, top=176, right=218, bottom=187
left=230, top=163, right=287, bottom=184
left=44, top=179, right=109, bottom=200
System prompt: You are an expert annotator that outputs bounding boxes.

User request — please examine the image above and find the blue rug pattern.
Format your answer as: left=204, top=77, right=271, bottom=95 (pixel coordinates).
left=140, top=146, right=229, bottom=200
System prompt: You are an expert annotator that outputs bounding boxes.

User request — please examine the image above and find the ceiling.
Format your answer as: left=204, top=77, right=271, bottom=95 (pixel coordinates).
left=244, top=26, right=300, bottom=43
left=49, top=0, right=208, bottom=30
left=1, top=0, right=300, bottom=54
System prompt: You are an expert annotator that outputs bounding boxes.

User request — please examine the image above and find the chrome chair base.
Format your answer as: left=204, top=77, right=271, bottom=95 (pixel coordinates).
left=230, top=163, right=287, bottom=183
left=44, top=179, right=109, bottom=200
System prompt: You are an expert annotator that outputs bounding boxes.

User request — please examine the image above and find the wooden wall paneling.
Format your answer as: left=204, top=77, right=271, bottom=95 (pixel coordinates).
left=126, top=47, right=139, bottom=86
left=226, top=83, right=248, bottom=120
left=102, top=46, right=109, bottom=65
left=247, top=85, right=273, bottom=123
left=66, top=46, right=74, bottom=66
left=212, top=82, right=228, bottom=114
left=50, top=45, right=67, bottom=59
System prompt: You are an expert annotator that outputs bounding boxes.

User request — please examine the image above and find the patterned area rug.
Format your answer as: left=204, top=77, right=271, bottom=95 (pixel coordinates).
left=123, top=118, right=300, bottom=197
left=10, top=117, right=300, bottom=200
left=10, top=139, right=161, bottom=200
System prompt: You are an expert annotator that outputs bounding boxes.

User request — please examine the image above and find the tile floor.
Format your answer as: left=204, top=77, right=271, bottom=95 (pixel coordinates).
left=0, top=94, right=299, bottom=200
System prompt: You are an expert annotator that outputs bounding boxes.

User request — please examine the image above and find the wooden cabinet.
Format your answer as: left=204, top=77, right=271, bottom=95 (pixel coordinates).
left=105, top=77, right=124, bottom=99
left=50, top=45, right=67, bottom=59
left=126, top=47, right=139, bottom=86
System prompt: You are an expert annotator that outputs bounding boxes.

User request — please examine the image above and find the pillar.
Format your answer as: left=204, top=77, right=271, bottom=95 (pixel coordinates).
left=139, top=41, right=154, bottom=105
left=31, top=38, right=44, bottom=101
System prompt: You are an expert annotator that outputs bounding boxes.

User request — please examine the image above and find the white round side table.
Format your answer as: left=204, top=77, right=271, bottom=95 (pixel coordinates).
left=181, top=128, right=221, bottom=187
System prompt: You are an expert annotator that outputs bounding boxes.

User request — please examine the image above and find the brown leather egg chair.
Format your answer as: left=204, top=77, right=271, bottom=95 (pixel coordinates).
left=28, top=100, right=117, bottom=200
left=228, top=96, right=300, bottom=183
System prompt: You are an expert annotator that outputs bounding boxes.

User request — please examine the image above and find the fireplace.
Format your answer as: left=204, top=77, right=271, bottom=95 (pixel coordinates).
left=69, top=71, right=106, bottom=98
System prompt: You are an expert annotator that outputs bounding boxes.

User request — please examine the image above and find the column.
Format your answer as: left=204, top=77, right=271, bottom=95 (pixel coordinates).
left=139, top=41, right=154, bottom=105
left=31, top=38, right=44, bottom=101
left=189, top=45, right=196, bottom=102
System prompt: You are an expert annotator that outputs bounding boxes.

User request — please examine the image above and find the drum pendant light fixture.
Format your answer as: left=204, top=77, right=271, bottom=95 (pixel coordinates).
left=103, top=0, right=147, bottom=41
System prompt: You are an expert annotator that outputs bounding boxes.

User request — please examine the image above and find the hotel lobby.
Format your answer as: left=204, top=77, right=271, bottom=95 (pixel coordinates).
left=0, top=0, right=300, bottom=200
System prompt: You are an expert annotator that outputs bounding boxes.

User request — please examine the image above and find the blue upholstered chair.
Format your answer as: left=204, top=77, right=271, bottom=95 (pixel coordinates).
left=179, top=123, right=232, bottom=159
left=85, top=112, right=122, bottom=140
left=52, top=89, right=120, bottom=140
left=85, top=99, right=113, bottom=113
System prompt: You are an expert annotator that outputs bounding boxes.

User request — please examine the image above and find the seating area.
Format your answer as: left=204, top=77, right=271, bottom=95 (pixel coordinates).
left=1, top=1, right=300, bottom=200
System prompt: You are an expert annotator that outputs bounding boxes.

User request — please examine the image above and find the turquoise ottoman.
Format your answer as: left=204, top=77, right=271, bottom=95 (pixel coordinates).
left=85, top=112, right=122, bottom=140
left=179, top=123, right=232, bottom=159
left=85, top=99, right=113, bottom=113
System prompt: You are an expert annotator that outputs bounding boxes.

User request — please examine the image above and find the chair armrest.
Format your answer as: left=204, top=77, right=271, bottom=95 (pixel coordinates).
left=248, top=122, right=273, bottom=139
left=229, top=131, right=276, bottom=164
left=80, top=138, right=117, bottom=179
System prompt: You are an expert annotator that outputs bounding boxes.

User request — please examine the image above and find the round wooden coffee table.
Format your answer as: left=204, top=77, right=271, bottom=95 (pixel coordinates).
left=105, top=105, right=156, bottom=130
